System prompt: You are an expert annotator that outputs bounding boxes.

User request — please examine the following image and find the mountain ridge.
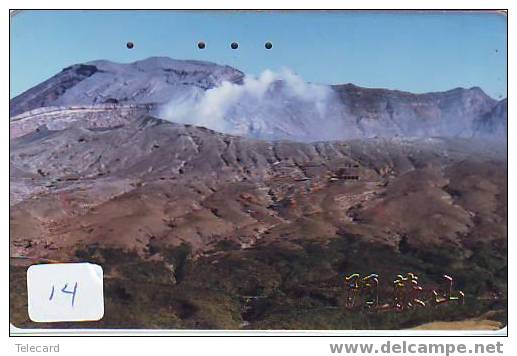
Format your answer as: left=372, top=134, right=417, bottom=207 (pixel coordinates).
left=10, top=56, right=507, bottom=141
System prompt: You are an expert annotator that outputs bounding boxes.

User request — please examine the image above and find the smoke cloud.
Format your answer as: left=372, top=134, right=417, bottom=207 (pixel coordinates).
left=156, top=69, right=348, bottom=142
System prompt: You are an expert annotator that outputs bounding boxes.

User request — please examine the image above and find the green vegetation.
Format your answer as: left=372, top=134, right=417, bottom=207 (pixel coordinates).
left=10, top=233, right=506, bottom=330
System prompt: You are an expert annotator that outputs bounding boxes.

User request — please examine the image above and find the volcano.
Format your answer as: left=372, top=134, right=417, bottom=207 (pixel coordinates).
left=10, top=57, right=507, bottom=330
left=11, top=57, right=506, bottom=141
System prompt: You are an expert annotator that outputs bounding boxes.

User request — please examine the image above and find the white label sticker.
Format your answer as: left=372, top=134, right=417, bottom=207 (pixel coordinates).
left=27, top=263, right=104, bottom=322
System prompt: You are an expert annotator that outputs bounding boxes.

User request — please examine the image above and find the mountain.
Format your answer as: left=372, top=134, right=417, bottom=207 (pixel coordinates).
left=10, top=57, right=507, bottom=142
left=473, top=98, right=507, bottom=137
left=9, top=57, right=244, bottom=117
left=9, top=57, right=507, bottom=329
left=333, top=84, right=502, bottom=138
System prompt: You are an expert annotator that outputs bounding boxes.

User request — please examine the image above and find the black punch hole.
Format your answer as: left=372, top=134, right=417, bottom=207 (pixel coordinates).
left=265, top=42, right=273, bottom=50
left=126, top=42, right=134, bottom=49
left=231, top=42, right=239, bottom=50
left=198, top=41, right=206, bottom=49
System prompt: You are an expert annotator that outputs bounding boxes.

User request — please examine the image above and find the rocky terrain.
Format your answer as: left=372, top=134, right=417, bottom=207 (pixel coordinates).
left=9, top=57, right=507, bottom=330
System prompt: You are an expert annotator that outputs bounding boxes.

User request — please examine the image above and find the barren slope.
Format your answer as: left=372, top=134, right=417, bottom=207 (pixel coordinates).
left=9, top=105, right=507, bottom=330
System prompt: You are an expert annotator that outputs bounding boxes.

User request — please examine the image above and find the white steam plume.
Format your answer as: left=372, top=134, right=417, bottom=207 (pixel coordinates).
left=156, top=69, right=349, bottom=142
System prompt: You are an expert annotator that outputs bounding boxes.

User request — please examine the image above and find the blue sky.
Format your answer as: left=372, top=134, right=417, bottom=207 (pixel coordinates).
left=10, top=10, right=507, bottom=99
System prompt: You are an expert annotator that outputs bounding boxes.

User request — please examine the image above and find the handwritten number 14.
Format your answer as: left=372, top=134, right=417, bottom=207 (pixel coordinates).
left=49, top=282, right=78, bottom=307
